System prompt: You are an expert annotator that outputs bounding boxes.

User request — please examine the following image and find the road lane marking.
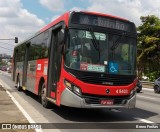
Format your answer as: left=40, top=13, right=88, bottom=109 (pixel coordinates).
left=135, top=117, right=155, bottom=124
left=137, top=95, right=157, bottom=100
left=0, top=81, right=43, bottom=132
left=0, top=80, right=62, bottom=132
left=6, top=90, right=43, bottom=132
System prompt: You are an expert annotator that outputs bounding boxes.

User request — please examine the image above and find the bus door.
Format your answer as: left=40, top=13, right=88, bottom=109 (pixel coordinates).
left=22, top=43, right=30, bottom=89
left=47, top=27, right=64, bottom=100
left=47, top=29, right=59, bottom=99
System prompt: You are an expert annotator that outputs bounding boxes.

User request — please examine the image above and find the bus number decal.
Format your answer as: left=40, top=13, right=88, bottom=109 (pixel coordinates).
left=116, top=89, right=128, bottom=94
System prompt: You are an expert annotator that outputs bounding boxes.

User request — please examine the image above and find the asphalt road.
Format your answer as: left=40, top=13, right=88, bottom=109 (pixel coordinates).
left=0, top=71, right=159, bottom=132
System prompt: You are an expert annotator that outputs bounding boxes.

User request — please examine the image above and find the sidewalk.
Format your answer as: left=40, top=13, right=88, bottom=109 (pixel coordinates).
left=0, top=83, right=34, bottom=132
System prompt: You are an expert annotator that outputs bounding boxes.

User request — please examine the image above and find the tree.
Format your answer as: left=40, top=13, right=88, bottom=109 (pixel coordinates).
left=137, top=15, right=160, bottom=80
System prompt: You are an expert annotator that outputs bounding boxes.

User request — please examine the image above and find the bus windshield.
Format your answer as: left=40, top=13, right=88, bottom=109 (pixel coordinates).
left=65, top=29, right=136, bottom=75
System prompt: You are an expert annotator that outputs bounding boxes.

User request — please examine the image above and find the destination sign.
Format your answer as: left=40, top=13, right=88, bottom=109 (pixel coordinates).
left=71, top=13, right=131, bottom=32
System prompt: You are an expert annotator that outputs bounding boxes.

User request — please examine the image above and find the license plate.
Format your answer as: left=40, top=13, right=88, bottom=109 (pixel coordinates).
left=101, top=99, right=114, bottom=105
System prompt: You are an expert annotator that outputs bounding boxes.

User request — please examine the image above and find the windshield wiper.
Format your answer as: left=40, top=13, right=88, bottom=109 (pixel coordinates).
left=88, top=28, right=100, bottom=61
left=111, top=33, right=126, bottom=50
left=88, top=30, right=99, bottom=51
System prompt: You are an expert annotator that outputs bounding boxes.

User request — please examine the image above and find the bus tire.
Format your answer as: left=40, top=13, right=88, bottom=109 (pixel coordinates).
left=41, top=83, right=52, bottom=108
left=17, top=76, right=22, bottom=91
left=154, top=85, right=160, bottom=93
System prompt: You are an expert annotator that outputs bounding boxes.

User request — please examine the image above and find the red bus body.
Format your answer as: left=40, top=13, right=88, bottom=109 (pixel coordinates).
left=12, top=11, right=137, bottom=109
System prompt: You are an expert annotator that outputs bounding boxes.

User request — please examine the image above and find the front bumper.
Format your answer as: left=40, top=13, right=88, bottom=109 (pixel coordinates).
left=61, top=88, right=136, bottom=109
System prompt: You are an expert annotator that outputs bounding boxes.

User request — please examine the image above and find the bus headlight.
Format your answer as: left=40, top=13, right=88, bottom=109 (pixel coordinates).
left=73, top=85, right=82, bottom=96
left=64, top=79, right=82, bottom=96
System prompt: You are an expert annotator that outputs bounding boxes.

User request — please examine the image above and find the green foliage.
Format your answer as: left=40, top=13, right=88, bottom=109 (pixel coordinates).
left=146, top=71, right=160, bottom=81
left=137, top=15, right=160, bottom=80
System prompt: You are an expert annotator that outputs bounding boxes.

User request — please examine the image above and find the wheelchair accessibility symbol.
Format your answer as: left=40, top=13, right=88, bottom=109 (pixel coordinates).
left=109, top=62, right=118, bottom=73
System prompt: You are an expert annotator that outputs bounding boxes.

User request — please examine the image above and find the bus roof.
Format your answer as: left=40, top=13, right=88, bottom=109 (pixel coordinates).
left=39, top=12, right=70, bottom=33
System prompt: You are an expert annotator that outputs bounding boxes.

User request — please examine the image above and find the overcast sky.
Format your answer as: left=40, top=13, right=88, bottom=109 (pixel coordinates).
left=0, top=0, right=160, bottom=55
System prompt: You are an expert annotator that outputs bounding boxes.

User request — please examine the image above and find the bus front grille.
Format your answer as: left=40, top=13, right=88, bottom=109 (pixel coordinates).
left=77, top=74, right=135, bottom=86
left=82, top=94, right=129, bottom=105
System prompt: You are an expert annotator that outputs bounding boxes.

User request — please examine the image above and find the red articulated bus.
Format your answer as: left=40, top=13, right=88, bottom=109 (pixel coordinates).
left=12, top=11, right=137, bottom=109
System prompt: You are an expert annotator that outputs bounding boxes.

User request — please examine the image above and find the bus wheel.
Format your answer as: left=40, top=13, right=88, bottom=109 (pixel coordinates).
left=41, top=83, right=52, bottom=108
left=17, top=77, right=22, bottom=91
